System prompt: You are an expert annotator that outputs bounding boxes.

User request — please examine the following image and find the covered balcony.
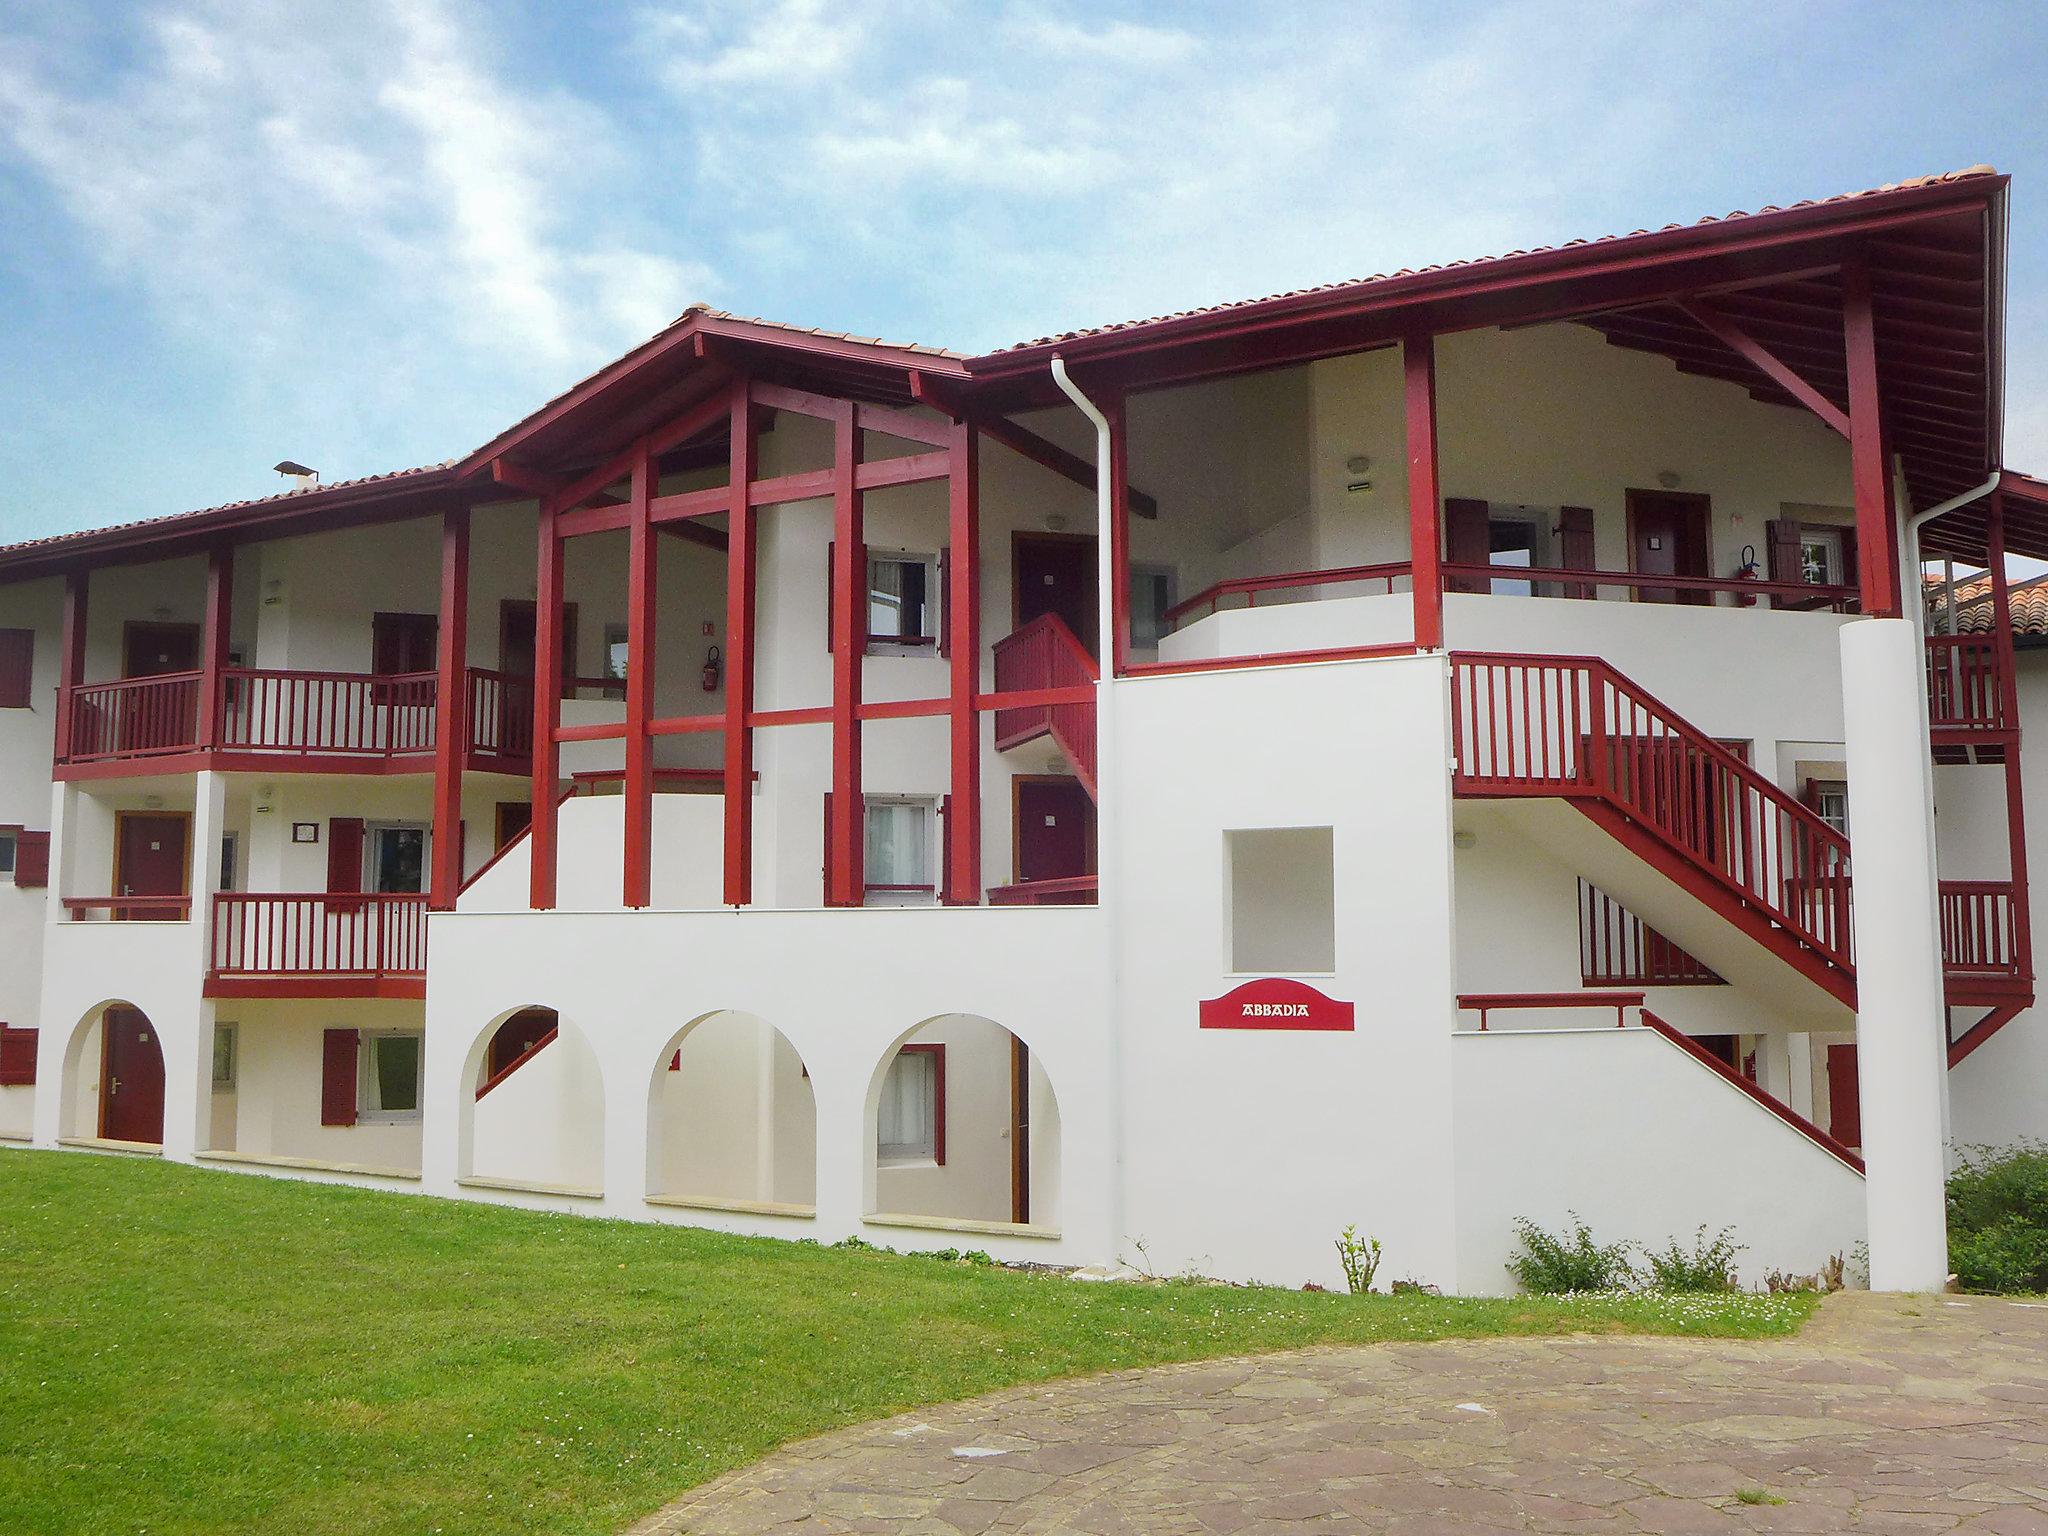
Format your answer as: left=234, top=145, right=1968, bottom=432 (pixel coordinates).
left=206, top=892, right=428, bottom=999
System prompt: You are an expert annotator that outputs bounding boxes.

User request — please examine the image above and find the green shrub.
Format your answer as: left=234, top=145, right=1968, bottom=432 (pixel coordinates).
left=1948, top=1143, right=2048, bottom=1294
left=1334, top=1225, right=1382, bottom=1294
left=1507, top=1214, right=1635, bottom=1293
left=1640, top=1225, right=1744, bottom=1292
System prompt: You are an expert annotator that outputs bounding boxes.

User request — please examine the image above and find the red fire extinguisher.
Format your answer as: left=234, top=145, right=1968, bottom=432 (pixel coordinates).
left=701, top=645, right=722, bottom=692
left=1733, top=544, right=1760, bottom=607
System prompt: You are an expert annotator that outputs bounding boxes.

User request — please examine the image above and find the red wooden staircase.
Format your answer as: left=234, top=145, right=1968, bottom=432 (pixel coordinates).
left=1451, top=652, right=1858, bottom=1007
left=991, top=613, right=1099, bottom=797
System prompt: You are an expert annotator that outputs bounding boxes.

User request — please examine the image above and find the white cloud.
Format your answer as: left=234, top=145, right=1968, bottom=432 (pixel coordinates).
left=642, top=0, right=866, bottom=92
left=1006, top=14, right=1201, bottom=67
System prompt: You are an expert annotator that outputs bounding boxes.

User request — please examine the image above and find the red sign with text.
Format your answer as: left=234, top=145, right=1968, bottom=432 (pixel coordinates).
left=1199, top=977, right=1355, bottom=1032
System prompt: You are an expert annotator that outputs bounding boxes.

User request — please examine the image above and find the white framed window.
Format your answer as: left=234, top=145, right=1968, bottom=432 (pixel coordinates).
left=1488, top=517, right=1544, bottom=597
left=602, top=622, right=629, bottom=699
left=364, top=823, right=430, bottom=894
left=1799, top=528, right=1846, bottom=586
left=218, top=833, right=238, bottom=894
left=1811, top=778, right=1850, bottom=837
left=877, top=1044, right=942, bottom=1164
left=0, top=829, right=15, bottom=881
left=212, top=1024, right=237, bottom=1088
left=358, top=1030, right=423, bottom=1122
left=864, top=796, right=937, bottom=905
left=868, top=551, right=939, bottom=651
left=1130, top=564, right=1177, bottom=649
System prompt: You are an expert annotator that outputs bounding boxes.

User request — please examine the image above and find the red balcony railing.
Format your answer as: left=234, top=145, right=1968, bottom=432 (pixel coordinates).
left=64, top=672, right=204, bottom=761
left=987, top=875, right=1099, bottom=906
left=1577, top=881, right=1722, bottom=986
left=1925, top=634, right=2006, bottom=732
left=1939, top=880, right=2023, bottom=978
left=209, top=892, right=428, bottom=983
left=1165, top=561, right=1412, bottom=628
left=466, top=668, right=536, bottom=759
left=991, top=613, right=1098, bottom=795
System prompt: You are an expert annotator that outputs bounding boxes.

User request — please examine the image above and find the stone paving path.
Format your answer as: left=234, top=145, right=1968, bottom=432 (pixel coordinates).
left=627, top=1294, right=2048, bottom=1534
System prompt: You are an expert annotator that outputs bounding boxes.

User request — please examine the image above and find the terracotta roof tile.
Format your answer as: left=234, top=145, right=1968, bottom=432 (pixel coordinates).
left=1927, top=570, right=2048, bottom=637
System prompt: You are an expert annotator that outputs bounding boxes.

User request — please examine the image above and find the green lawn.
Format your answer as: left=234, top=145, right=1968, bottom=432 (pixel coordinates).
left=0, top=1149, right=1817, bottom=1536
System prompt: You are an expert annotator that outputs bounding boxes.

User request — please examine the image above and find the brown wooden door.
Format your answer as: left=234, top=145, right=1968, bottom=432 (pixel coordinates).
left=115, top=812, right=189, bottom=919
left=1628, top=491, right=1711, bottom=605
left=122, top=622, right=200, bottom=678
left=1014, top=777, right=1096, bottom=883
left=120, top=621, right=203, bottom=751
left=1014, top=535, right=1097, bottom=655
left=100, top=1007, right=166, bottom=1144
left=1827, top=1043, right=1861, bottom=1147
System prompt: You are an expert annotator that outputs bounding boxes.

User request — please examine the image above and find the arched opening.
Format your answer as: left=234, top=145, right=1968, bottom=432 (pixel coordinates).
left=459, top=1005, right=605, bottom=1195
left=645, top=1011, right=816, bottom=1212
left=867, top=1016, right=1061, bottom=1230
left=62, top=1001, right=165, bottom=1146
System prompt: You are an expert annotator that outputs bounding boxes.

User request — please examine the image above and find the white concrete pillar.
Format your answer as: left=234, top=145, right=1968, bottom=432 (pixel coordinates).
left=1840, top=618, right=1949, bottom=1290
left=1787, top=1032, right=1815, bottom=1123
left=1756, top=1033, right=1794, bottom=1107
left=161, top=772, right=229, bottom=1162
left=601, top=1035, right=652, bottom=1217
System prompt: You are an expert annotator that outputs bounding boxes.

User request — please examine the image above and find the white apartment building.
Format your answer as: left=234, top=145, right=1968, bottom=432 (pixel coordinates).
left=0, top=166, right=2037, bottom=1292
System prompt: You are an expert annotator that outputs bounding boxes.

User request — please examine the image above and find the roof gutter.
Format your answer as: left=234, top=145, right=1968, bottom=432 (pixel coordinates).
left=1049, top=353, right=1125, bottom=1268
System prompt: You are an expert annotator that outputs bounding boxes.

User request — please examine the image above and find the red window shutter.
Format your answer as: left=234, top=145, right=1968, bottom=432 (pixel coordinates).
left=14, top=830, right=49, bottom=888
left=320, top=1028, right=359, bottom=1126
left=1765, top=519, right=1802, bottom=586
left=1444, top=498, right=1491, bottom=594
left=939, top=793, right=955, bottom=905
left=1557, top=507, right=1595, bottom=599
left=0, top=629, right=32, bottom=709
left=937, top=547, right=950, bottom=658
left=1826, top=1042, right=1860, bottom=1147
left=0, top=1026, right=37, bottom=1086
left=327, top=818, right=365, bottom=894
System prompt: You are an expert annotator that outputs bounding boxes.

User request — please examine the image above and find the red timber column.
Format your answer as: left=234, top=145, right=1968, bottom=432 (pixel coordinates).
left=945, top=419, right=981, bottom=904
left=1403, top=334, right=1444, bottom=650
left=1105, top=394, right=1133, bottom=676
left=195, top=544, right=233, bottom=751
left=827, top=402, right=866, bottom=906
left=1987, top=490, right=2032, bottom=966
left=54, top=569, right=87, bottom=763
left=1843, top=255, right=1901, bottom=618
left=723, top=382, right=758, bottom=906
left=429, top=506, right=470, bottom=910
left=624, top=445, right=657, bottom=908
left=529, top=498, right=565, bottom=910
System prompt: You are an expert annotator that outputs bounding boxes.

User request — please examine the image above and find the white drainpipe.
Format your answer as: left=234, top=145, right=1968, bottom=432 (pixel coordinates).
left=1049, top=354, right=1125, bottom=1265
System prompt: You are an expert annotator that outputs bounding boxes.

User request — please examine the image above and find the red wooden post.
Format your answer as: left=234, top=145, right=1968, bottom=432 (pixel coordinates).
left=1842, top=255, right=1900, bottom=618
left=429, top=506, right=470, bottom=910
left=530, top=499, right=564, bottom=911
left=55, top=569, right=87, bottom=763
left=624, top=443, right=656, bottom=909
left=1987, top=490, right=2032, bottom=970
left=1403, top=335, right=1444, bottom=650
left=723, top=381, right=757, bottom=906
left=827, top=402, right=865, bottom=905
left=946, top=418, right=981, bottom=904
left=195, top=545, right=233, bottom=751
left=1105, top=395, right=1133, bottom=676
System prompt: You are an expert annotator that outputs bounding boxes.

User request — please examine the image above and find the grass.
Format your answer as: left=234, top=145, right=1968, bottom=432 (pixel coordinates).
left=0, top=1150, right=1819, bottom=1536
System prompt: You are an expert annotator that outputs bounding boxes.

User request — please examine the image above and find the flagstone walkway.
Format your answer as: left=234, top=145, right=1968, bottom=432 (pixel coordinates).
left=626, top=1293, right=2048, bottom=1534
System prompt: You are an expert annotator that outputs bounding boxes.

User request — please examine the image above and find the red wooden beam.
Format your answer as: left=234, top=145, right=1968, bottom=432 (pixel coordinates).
left=488, top=459, right=564, bottom=500
left=911, top=373, right=1161, bottom=519
left=946, top=418, right=981, bottom=905
left=1675, top=299, right=1851, bottom=436
left=1403, top=335, right=1443, bottom=651
left=556, top=502, right=633, bottom=539
left=1987, top=492, right=2033, bottom=975
left=623, top=445, right=656, bottom=909
left=54, top=569, right=87, bottom=762
left=827, top=402, right=865, bottom=905
left=529, top=499, right=564, bottom=910
left=723, top=380, right=757, bottom=907
left=1106, top=394, right=1133, bottom=675
left=195, top=545, right=234, bottom=751
left=429, top=508, right=469, bottom=910
left=1843, top=255, right=1901, bottom=617
left=657, top=521, right=728, bottom=553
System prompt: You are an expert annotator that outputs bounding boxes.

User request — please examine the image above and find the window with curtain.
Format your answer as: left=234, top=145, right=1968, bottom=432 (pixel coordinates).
left=864, top=798, right=935, bottom=903
left=366, top=825, right=429, bottom=894
left=877, top=1047, right=938, bottom=1161
left=868, top=553, right=937, bottom=647
left=359, top=1031, right=423, bottom=1120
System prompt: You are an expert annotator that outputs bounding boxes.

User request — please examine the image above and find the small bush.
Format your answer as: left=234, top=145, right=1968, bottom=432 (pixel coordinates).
left=1641, top=1225, right=1744, bottom=1292
left=1334, top=1225, right=1382, bottom=1294
left=1507, top=1214, right=1634, bottom=1293
left=1948, top=1143, right=2048, bottom=1294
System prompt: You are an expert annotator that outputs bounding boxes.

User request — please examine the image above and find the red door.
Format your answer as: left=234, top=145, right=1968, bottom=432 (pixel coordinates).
left=1014, top=535, right=1097, bottom=656
left=100, top=1007, right=166, bottom=1144
left=115, top=813, right=189, bottom=920
left=120, top=621, right=202, bottom=751
left=1628, top=492, right=1711, bottom=606
left=1015, top=777, right=1095, bottom=883
left=1827, top=1043, right=1861, bottom=1147
left=371, top=612, right=438, bottom=714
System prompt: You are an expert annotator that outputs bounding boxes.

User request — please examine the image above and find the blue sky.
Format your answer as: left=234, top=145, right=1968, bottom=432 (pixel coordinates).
left=2, top=0, right=2046, bottom=545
